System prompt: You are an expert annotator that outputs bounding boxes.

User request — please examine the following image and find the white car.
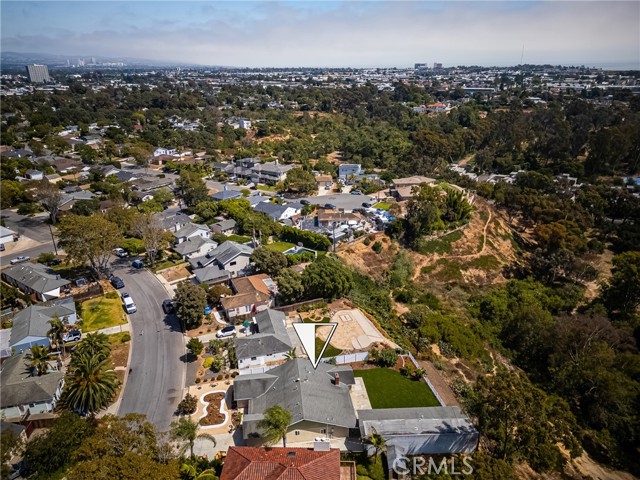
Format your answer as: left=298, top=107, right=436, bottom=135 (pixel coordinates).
left=122, top=293, right=137, bottom=314
left=113, top=248, right=129, bottom=258
left=10, top=255, right=30, bottom=265
left=216, top=326, right=236, bottom=338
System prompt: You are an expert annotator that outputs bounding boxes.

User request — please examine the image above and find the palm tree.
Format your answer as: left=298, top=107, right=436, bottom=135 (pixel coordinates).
left=180, top=462, right=218, bottom=480
left=284, top=347, right=297, bottom=361
left=257, top=405, right=292, bottom=447
left=63, top=353, right=118, bottom=416
left=47, top=316, right=65, bottom=356
left=171, top=417, right=216, bottom=458
left=362, top=426, right=387, bottom=462
left=74, top=332, right=110, bottom=362
left=27, top=345, right=50, bottom=376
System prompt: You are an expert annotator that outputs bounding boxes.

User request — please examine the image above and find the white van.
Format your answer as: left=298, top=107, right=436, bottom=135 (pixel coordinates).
left=122, top=293, right=137, bottom=314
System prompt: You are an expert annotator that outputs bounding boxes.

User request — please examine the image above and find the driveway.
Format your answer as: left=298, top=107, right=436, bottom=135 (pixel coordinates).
left=298, top=193, right=378, bottom=212
left=113, top=259, right=186, bottom=432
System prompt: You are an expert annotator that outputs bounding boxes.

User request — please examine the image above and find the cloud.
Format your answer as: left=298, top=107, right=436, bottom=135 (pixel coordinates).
left=2, top=1, right=638, bottom=68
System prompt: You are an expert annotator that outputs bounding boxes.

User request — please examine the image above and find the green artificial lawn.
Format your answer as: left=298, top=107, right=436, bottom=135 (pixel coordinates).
left=373, top=202, right=391, bottom=210
left=81, top=296, right=128, bottom=332
left=315, top=336, right=342, bottom=358
left=266, top=241, right=296, bottom=253
left=226, top=234, right=252, bottom=243
left=354, top=368, right=440, bottom=408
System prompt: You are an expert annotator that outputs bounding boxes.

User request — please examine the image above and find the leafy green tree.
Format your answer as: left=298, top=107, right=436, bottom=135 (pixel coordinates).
left=280, top=168, right=317, bottom=194
left=250, top=246, right=288, bottom=277
left=257, top=405, right=292, bottom=447
left=1, top=427, right=24, bottom=479
left=361, top=426, right=386, bottom=462
left=174, top=281, right=207, bottom=330
left=57, top=214, right=123, bottom=278
left=186, top=338, right=204, bottom=358
left=171, top=417, right=216, bottom=458
left=27, top=345, right=50, bottom=376
left=75, top=333, right=110, bottom=362
left=47, top=316, right=65, bottom=355
left=177, top=171, right=208, bottom=208
left=180, top=462, right=218, bottom=480
left=0, top=180, right=26, bottom=209
left=62, top=354, right=118, bottom=416
left=134, top=213, right=171, bottom=267
left=301, top=256, right=353, bottom=301
left=177, top=393, right=199, bottom=416
left=602, top=251, right=640, bottom=318
left=276, top=268, right=304, bottom=305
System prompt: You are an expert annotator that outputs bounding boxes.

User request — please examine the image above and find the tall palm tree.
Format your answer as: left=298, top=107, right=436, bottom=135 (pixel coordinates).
left=257, top=405, right=292, bottom=447
left=284, top=347, right=297, bottom=361
left=27, top=345, right=50, bottom=376
left=74, top=332, right=110, bottom=362
left=180, top=462, right=218, bottom=480
left=171, top=417, right=216, bottom=458
left=47, top=316, right=65, bottom=356
left=362, top=426, right=387, bottom=463
left=63, top=353, right=118, bottom=416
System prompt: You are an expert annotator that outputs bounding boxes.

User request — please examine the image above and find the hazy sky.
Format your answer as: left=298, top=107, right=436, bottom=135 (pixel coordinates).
left=1, top=1, right=639, bottom=68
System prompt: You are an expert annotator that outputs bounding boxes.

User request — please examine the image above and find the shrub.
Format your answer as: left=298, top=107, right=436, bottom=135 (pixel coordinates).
left=120, top=333, right=131, bottom=343
left=37, top=252, right=57, bottom=266
left=216, top=374, right=224, bottom=381
left=231, top=371, right=239, bottom=378
left=400, top=363, right=416, bottom=377
left=177, top=393, right=198, bottom=415
left=363, top=237, right=372, bottom=246
left=194, top=378, right=201, bottom=384
left=105, top=291, right=119, bottom=299
left=203, top=357, right=214, bottom=369
left=376, top=348, right=398, bottom=368
left=372, top=241, right=383, bottom=254
left=187, top=338, right=205, bottom=357
left=121, top=237, right=145, bottom=255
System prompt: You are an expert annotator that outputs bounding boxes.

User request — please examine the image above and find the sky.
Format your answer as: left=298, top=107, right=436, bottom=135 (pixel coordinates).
left=1, top=1, right=639, bottom=69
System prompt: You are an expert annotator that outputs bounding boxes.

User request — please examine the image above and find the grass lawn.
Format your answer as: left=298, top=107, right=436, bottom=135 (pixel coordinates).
left=226, top=234, right=252, bottom=243
left=150, top=259, right=187, bottom=273
left=374, top=202, right=391, bottom=210
left=256, top=184, right=277, bottom=192
left=354, top=368, right=440, bottom=408
left=107, top=331, right=132, bottom=345
left=315, top=336, right=342, bottom=358
left=267, top=241, right=295, bottom=253
left=81, top=296, right=128, bottom=332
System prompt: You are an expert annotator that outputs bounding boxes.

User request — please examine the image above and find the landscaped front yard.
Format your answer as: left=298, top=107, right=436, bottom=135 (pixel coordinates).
left=373, top=202, right=391, bottom=210
left=81, top=295, right=128, bottom=332
left=354, top=367, right=440, bottom=408
left=266, top=241, right=295, bottom=253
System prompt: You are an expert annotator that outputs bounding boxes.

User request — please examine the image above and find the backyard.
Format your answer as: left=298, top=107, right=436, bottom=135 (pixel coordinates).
left=354, top=367, right=440, bottom=408
left=81, top=295, right=128, bottom=332
left=266, top=241, right=296, bottom=252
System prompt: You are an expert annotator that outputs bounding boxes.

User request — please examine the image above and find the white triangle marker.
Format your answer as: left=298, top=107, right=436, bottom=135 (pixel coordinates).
left=293, top=323, right=338, bottom=369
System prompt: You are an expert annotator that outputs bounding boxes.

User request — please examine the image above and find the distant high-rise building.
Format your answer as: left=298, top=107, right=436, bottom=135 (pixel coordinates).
left=25, top=64, right=50, bottom=83
left=433, top=62, right=443, bottom=69
left=414, top=63, right=428, bottom=70
left=91, top=57, right=96, bottom=64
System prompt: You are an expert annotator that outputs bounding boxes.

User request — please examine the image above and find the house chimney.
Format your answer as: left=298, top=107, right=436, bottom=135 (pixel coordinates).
left=334, top=373, right=340, bottom=386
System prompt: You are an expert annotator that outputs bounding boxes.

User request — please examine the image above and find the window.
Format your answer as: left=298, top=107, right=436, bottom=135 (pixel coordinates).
left=320, top=428, right=326, bottom=434
left=230, top=261, right=237, bottom=266
left=251, top=357, right=257, bottom=361
left=294, top=430, right=301, bottom=436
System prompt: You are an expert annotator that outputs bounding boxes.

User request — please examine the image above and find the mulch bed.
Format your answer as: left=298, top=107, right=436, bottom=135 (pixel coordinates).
left=199, top=392, right=225, bottom=426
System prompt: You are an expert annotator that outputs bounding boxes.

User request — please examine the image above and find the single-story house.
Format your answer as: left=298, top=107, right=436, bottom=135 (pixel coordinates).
left=193, top=266, right=232, bottom=285
left=220, top=446, right=341, bottom=480
left=9, top=297, right=78, bottom=354
left=161, top=211, right=193, bottom=233
left=0, top=352, right=64, bottom=422
left=221, top=274, right=275, bottom=320
left=247, top=195, right=270, bottom=208
left=173, top=222, right=211, bottom=244
left=1, top=263, right=70, bottom=301
left=189, top=241, right=253, bottom=276
left=211, top=218, right=237, bottom=235
left=0, top=226, right=17, bottom=244
left=211, top=189, right=243, bottom=201
left=254, top=202, right=300, bottom=222
left=317, top=210, right=363, bottom=228
left=390, top=176, right=437, bottom=200
left=358, top=406, right=479, bottom=472
left=153, top=147, right=177, bottom=157
left=25, top=169, right=44, bottom=181
left=315, top=174, right=333, bottom=188
left=234, top=309, right=291, bottom=369
left=234, top=359, right=357, bottom=447
left=172, top=236, right=218, bottom=260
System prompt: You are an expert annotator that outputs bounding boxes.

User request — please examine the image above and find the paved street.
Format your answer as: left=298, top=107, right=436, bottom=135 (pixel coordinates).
left=298, top=193, right=379, bottom=212
left=113, top=258, right=186, bottom=432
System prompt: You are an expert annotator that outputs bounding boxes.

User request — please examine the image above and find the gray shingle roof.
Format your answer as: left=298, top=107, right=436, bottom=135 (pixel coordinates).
left=194, top=266, right=231, bottom=284
left=254, top=202, right=289, bottom=220
left=234, top=310, right=291, bottom=360
left=211, top=190, right=243, bottom=201
left=358, top=406, right=477, bottom=436
left=10, top=297, right=76, bottom=347
left=189, top=241, right=253, bottom=269
left=234, top=359, right=357, bottom=439
left=174, top=222, right=210, bottom=239
left=1, top=263, right=70, bottom=295
left=0, top=352, right=63, bottom=408
left=212, top=219, right=237, bottom=231
left=173, top=236, right=217, bottom=256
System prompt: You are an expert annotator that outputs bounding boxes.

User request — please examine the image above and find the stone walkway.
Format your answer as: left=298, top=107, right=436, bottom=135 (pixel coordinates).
left=188, top=380, right=235, bottom=435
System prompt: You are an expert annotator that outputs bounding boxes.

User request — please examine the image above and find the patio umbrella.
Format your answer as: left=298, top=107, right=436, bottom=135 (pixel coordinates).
left=242, top=321, right=251, bottom=328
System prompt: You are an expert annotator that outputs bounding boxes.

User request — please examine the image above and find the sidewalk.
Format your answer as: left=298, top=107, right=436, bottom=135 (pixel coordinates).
left=93, top=323, right=131, bottom=335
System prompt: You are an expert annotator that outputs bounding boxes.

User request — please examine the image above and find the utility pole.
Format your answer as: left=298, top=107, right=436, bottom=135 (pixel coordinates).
left=48, top=223, right=58, bottom=255
left=332, top=222, right=337, bottom=253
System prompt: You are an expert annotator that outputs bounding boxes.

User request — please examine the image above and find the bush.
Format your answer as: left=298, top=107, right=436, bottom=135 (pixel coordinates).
left=363, top=237, right=372, bottom=246
left=177, top=393, right=198, bottom=415
left=224, top=373, right=230, bottom=379
left=400, top=363, right=416, bottom=377
left=105, top=291, right=119, bottom=299
left=194, top=378, right=201, bottom=384
left=372, top=241, right=383, bottom=254
left=203, top=357, right=214, bottom=369
left=187, top=338, right=205, bottom=357
left=120, top=333, right=131, bottom=343
left=121, top=237, right=145, bottom=255
left=37, top=252, right=57, bottom=266
left=376, top=348, right=398, bottom=368
left=231, top=371, right=239, bottom=378
left=216, top=374, right=224, bottom=381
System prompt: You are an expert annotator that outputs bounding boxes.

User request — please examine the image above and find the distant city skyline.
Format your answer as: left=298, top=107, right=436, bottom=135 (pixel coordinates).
left=1, top=1, right=638, bottom=69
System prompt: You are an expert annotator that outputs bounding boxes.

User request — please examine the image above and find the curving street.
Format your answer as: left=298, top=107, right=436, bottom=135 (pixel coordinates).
left=113, top=259, right=186, bottom=432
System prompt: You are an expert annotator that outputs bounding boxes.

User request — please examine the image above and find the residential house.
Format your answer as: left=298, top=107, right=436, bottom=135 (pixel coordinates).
left=220, top=446, right=341, bottom=480
left=1, top=263, right=70, bottom=301
left=173, top=222, right=211, bottom=244
left=161, top=211, right=193, bottom=233
left=358, top=406, right=479, bottom=471
left=238, top=118, right=252, bottom=129
left=153, top=147, right=177, bottom=157
left=9, top=297, right=78, bottom=353
left=59, top=189, right=96, bottom=212
left=211, top=218, right=237, bottom=235
left=249, top=161, right=296, bottom=185
left=189, top=241, right=254, bottom=276
left=234, top=309, right=291, bottom=369
left=49, top=158, right=85, bottom=174
left=211, top=188, right=243, bottom=201
left=234, top=359, right=357, bottom=447
left=317, top=210, right=363, bottom=228
left=221, top=274, right=276, bottom=320
left=254, top=202, right=300, bottom=222
left=79, top=134, right=102, bottom=146
left=0, top=352, right=64, bottom=422
left=92, top=165, right=120, bottom=178
left=390, top=176, right=436, bottom=200
left=172, top=236, right=218, bottom=260
left=247, top=195, right=270, bottom=208
left=315, top=174, right=333, bottom=189
left=0, top=226, right=17, bottom=245
left=25, top=169, right=44, bottom=181
left=338, top=164, right=361, bottom=184
left=194, top=266, right=232, bottom=285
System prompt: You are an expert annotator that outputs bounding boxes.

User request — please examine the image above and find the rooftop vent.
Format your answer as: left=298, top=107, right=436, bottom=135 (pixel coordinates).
left=287, top=451, right=296, bottom=458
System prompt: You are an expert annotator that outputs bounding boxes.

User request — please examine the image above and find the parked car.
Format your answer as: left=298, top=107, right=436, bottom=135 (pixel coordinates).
left=362, top=202, right=373, bottom=208
left=351, top=190, right=363, bottom=195
left=10, top=255, right=30, bottom=265
left=300, top=199, right=310, bottom=205
left=122, top=293, right=137, bottom=314
left=162, top=299, right=174, bottom=314
left=75, top=277, right=88, bottom=287
left=131, top=259, right=144, bottom=269
left=0, top=244, right=5, bottom=252
left=324, top=203, right=337, bottom=210
left=50, top=258, right=62, bottom=266
left=216, top=326, right=236, bottom=338
left=113, top=248, right=128, bottom=258
left=63, top=330, right=82, bottom=343
left=110, top=276, right=125, bottom=289
left=324, top=185, right=331, bottom=190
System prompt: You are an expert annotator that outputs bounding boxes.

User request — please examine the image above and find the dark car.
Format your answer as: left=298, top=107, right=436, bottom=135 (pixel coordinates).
left=324, top=203, right=337, bottom=210
left=362, top=202, right=373, bottom=208
left=162, top=299, right=174, bottom=314
left=110, top=276, right=125, bottom=289
left=300, top=199, right=310, bottom=205
left=131, top=259, right=144, bottom=269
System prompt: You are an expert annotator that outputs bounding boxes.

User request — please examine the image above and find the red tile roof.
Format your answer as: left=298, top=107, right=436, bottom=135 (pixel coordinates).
left=220, top=447, right=341, bottom=480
